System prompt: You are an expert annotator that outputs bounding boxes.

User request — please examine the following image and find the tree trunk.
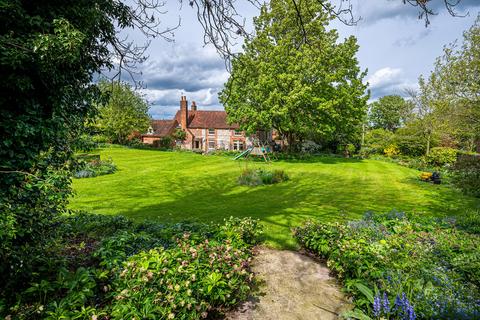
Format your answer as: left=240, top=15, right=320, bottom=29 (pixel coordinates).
left=426, top=134, right=431, bottom=156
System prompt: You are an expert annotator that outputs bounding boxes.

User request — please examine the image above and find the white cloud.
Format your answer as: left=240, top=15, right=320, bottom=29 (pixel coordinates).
left=367, top=67, right=403, bottom=88
left=367, top=67, right=418, bottom=99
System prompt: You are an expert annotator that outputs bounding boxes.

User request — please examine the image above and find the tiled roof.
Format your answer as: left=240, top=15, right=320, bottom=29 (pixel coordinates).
left=174, top=110, right=239, bottom=129
left=150, top=119, right=176, bottom=136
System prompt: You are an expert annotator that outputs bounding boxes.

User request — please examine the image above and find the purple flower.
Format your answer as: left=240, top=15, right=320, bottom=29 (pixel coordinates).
left=373, top=295, right=382, bottom=317
left=383, top=292, right=390, bottom=314
left=407, top=303, right=416, bottom=320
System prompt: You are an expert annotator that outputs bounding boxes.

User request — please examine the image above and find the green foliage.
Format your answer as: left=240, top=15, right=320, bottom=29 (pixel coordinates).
left=220, top=0, right=368, bottom=151
left=238, top=168, right=289, bottom=186
left=368, top=95, right=413, bottom=131
left=74, top=159, right=117, bottom=178
left=451, top=154, right=480, bottom=197
left=394, top=122, right=435, bottom=157
left=172, top=128, right=187, bottom=141
left=425, top=147, right=458, bottom=167
left=0, top=0, right=155, bottom=297
left=96, top=81, right=150, bottom=145
left=2, top=213, right=261, bottom=319
left=424, top=15, right=480, bottom=152
left=362, top=128, right=395, bottom=155
left=152, top=136, right=174, bottom=149
left=294, top=212, right=480, bottom=319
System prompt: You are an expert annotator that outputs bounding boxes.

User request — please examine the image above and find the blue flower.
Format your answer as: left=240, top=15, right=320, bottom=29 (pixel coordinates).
left=383, top=292, right=390, bottom=314
left=373, top=295, right=382, bottom=317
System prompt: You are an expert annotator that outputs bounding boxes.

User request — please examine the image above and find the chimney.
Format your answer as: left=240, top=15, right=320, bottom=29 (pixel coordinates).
left=191, top=101, right=197, bottom=111
left=180, top=96, right=188, bottom=129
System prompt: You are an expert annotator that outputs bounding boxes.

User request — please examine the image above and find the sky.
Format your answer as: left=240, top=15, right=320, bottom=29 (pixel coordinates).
left=126, top=0, right=480, bottom=119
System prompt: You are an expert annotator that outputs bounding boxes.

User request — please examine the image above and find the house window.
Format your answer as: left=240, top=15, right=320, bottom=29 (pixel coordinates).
left=208, top=128, right=215, bottom=136
left=194, top=140, right=201, bottom=149
left=234, top=130, right=242, bottom=136
left=233, top=140, right=244, bottom=151
left=147, top=126, right=154, bottom=134
left=208, top=140, right=215, bottom=149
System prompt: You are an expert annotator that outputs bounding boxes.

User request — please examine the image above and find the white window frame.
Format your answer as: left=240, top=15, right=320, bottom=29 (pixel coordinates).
left=233, top=140, right=244, bottom=151
left=208, top=128, right=215, bottom=136
left=208, top=140, right=215, bottom=149
left=234, top=130, right=242, bottom=136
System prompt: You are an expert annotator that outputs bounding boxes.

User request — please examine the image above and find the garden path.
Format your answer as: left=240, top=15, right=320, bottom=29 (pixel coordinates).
left=226, top=247, right=352, bottom=320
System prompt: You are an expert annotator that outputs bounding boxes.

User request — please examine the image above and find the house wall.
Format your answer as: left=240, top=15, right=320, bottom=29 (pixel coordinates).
left=217, top=129, right=230, bottom=150
left=142, top=137, right=160, bottom=144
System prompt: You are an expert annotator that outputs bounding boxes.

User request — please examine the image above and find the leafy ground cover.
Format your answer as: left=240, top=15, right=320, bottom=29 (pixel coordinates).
left=0, top=213, right=260, bottom=319
left=70, top=146, right=480, bottom=248
left=294, top=211, right=480, bottom=319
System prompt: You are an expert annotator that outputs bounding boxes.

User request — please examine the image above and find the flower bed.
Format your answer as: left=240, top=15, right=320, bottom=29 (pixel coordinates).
left=238, top=168, right=289, bottom=186
left=294, top=211, right=480, bottom=319
left=1, top=214, right=261, bottom=319
left=74, top=159, right=117, bottom=178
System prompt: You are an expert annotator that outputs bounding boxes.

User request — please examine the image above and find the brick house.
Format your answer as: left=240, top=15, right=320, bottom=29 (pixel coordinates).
left=141, top=96, right=253, bottom=151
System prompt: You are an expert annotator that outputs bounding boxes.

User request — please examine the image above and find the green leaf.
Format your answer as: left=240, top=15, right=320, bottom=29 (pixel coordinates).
left=354, top=282, right=374, bottom=304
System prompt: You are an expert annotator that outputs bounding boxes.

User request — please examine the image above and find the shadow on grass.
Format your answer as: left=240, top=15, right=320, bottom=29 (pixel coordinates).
left=113, top=167, right=479, bottom=249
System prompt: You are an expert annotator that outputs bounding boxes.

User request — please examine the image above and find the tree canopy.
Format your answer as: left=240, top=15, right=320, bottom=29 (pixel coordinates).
left=220, top=0, right=368, bottom=151
left=368, top=95, right=413, bottom=131
left=96, top=81, right=150, bottom=145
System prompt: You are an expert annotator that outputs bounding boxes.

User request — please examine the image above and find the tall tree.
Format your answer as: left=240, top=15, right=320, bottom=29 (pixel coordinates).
left=96, top=81, right=150, bottom=144
left=368, top=95, right=413, bottom=131
left=427, top=14, right=480, bottom=151
left=219, top=0, right=368, bottom=151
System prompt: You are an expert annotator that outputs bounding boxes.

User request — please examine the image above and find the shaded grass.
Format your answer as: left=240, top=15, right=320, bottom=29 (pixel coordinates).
left=70, top=146, right=480, bottom=248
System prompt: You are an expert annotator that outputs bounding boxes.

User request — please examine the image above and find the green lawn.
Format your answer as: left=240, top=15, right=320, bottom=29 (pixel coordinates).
left=70, top=146, right=480, bottom=248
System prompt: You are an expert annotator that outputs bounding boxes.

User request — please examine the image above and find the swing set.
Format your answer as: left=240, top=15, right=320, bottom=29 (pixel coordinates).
left=233, top=139, right=272, bottom=162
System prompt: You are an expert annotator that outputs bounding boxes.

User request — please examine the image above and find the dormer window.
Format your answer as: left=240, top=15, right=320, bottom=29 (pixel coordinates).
left=147, top=126, right=154, bottom=134
left=208, top=128, right=215, bottom=136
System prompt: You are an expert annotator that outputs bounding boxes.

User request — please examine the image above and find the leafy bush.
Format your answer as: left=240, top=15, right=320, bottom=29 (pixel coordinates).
left=294, top=211, right=480, bottom=319
left=425, top=147, right=458, bottom=167
left=238, top=168, right=289, bottom=186
left=451, top=154, right=480, bottom=197
left=74, top=159, right=117, bottom=178
left=364, top=129, right=395, bottom=155
left=383, top=144, right=400, bottom=158
left=153, top=136, right=174, bottom=149
left=109, top=236, right=254, bottom=319
left=2, top=213, right=261, bottom=319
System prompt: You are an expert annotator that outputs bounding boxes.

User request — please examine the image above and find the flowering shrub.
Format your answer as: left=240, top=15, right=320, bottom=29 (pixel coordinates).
left=238, top=168, right=289, bottom=186
left=2, top=214, right=261, bottom=319
left=383, top=144, right=400, bottom=158
left=109, top=236, right=254, bottom=319
left=294, top=211, right=480, bottom=319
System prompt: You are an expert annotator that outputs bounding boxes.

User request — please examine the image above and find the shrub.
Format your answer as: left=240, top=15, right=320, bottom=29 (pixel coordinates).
left=364, top=129, right=395, bottom=155
left=294, top=212, right=480, bottom=319
left=109, top=237, right=254, bottom=319
left=238, top=168, right=289, bottom=186
left=383, top=144, right=400, bottom=158
left=74, top=159, right=117, bottom=178
left=153, top=136, right=174, bottom=149
left=2, top=214, right=261, bottom=319
left=425, top=147, right=458, bottom=167
left=451, top=154, right=480, bottom=197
